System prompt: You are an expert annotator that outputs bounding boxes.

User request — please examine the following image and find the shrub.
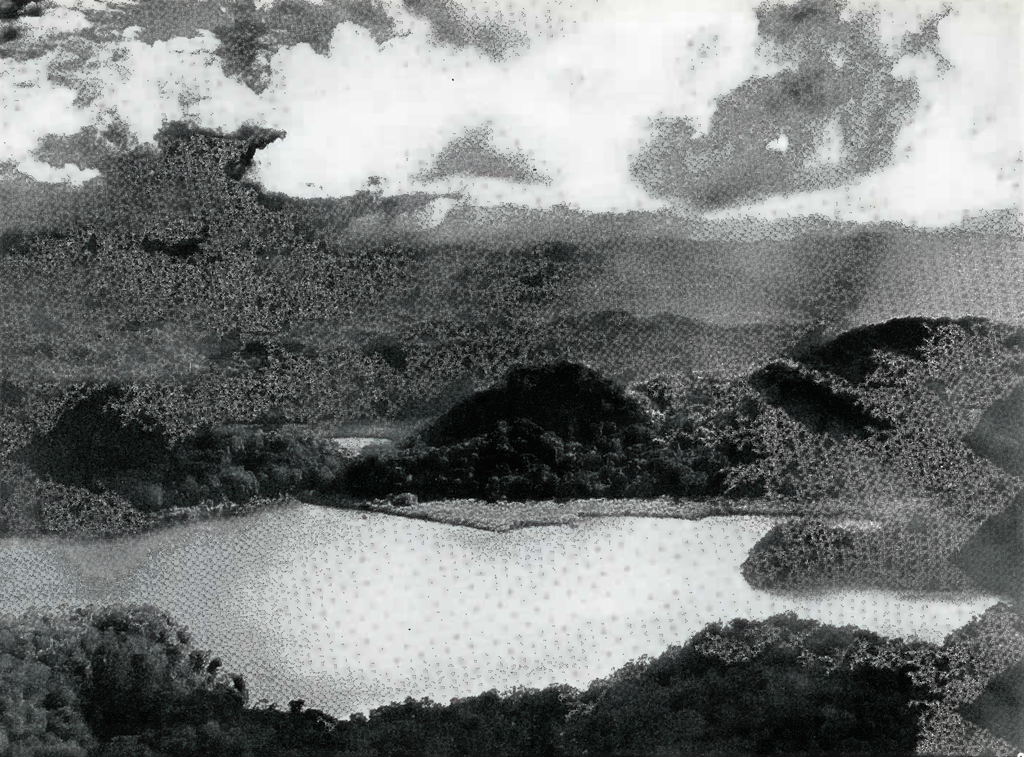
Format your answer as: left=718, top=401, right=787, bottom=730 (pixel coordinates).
left=740, top=519, right=879, bottom=591
left=221, top=467, right=259, bottom=503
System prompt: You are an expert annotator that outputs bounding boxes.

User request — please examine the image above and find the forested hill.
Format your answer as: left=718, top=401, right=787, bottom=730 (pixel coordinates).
left=791, top=315, right=1003, bottom=384
left=1, top=119, right=1019, bottom=416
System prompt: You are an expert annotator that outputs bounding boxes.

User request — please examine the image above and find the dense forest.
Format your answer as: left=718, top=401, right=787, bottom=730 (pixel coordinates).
left=0, top=603, right=962, bottom=757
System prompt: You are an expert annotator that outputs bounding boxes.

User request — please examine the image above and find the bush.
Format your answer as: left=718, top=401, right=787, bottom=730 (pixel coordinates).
left=740, top=519, right=873, bottom=590
left=337, top=363, right=757, bottom=503
left=163, top=427, right=352, bottom=504
left=418, top=362, right=652, bottom=448
left=221, top=467, right=259, bottom=503
left=345, top=455, right=406, bottom=498
left=0, top=604, right=945, bottom=756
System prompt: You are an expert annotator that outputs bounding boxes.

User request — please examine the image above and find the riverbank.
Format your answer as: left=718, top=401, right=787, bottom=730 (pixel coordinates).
left=306, top=493, right=850, bottom=532
left=15, top=477, right=856, bottom=539
left=126, top=492, right=868, bottom=537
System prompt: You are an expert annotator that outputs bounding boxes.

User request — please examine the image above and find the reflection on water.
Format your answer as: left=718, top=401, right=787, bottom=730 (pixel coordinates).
left=0, top=504, right=999, bottom=718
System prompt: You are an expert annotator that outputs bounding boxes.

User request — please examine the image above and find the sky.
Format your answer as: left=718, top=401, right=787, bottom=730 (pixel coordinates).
left=0, top=0, right=1020, bottom=227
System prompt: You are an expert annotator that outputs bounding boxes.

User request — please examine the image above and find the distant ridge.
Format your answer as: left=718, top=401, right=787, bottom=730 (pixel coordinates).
left=794, top=316, right=1001, bottom=384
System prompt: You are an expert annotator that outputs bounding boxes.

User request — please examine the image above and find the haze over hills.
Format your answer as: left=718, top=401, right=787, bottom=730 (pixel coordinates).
left=3, top=155, right=1021, bottom=331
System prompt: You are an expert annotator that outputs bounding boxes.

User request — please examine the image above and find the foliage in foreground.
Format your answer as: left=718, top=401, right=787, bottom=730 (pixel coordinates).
left=0, top=604, right=246, bottom=757
left=0, top=605, right=946, bottom=757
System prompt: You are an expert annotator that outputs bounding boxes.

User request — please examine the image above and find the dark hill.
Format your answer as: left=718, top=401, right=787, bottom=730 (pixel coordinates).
left=749, top=361, right=891, bottom=439
left=346, top=361, right=741, bottom=501
left=950, top=493, right=1023, bottom=602
left=964, top=382, right=1024, bottom=476
left=794, top=316, right=991, bottom=384
left=953, top=384, right=1024, bottom=601
left=10, top=384, right=172, bottom=491
left=958, top=659, right=1024, bottom=749
left=416, top=362, right=650, bottom=447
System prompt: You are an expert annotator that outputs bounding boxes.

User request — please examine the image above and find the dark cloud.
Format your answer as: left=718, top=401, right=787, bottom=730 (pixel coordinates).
left=416, top=124, right=550, bottom=185
left=630, top=0, right=932, bottom=210
left=32, top=116, right=138, bottom=172
left=211, top=1, right=275, bottom=93
left=0, top=0, right=47, bottom=52
left=898, top=5, right=952, bottom=74
left=61, top=0, right=400, bottom=94
left=210, top=0, right=402, bottom=92
left=76, top=0, right=399, bottom=47
left=272, top=0, right=401, bottom=51
left=401, top=0, right=527, bottom=60
left=77, top=1, right=230, bottom=45
left=0, top=0, right=37, bottom=20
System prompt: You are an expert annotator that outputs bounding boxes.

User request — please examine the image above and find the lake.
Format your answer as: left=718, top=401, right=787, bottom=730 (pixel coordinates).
left=0, top=504, right=999, bottom=718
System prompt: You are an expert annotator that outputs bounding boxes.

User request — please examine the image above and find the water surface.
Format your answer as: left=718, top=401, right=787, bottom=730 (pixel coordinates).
left=0, top=505, right=998, bottom=717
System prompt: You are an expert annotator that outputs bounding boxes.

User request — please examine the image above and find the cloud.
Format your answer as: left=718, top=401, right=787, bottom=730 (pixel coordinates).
left=0, top=0, right=43, bottom=45
left=0, top=0, right=1016, bottom=226
left=214, top=0, right=403, bottom=92
left=76, top=0, right=229, bottom=45
left=704, top=0, right=1021, bottom=227
left=0, top=2, right=93, bottom=56
left=630, top=0, right=938, bottom=210
left=400, top=0, right=527, bottom=60
left=415, top=123, right=550, bottom=184
left=59, top=0, right=402, bottom=93
left=0, top=50, right=94, bottom=165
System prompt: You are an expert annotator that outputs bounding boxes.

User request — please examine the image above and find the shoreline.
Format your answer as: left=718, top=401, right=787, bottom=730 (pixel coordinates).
left=303, top=493, right=851, bottom=532
left=32, top=491, right=868, bottom=540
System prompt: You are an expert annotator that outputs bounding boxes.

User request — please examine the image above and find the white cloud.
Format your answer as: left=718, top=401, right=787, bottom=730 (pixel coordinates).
left=18, top=6, right=93, bottom=36
left=251, top=4, right=762, bottom=212
left=3, top=0, right=1018, bottom=225
left=0, top=54, right=91, bottom=163
left=67, top=31, right=262, bottom=144
left=708, top=1, right=1021, bottom=226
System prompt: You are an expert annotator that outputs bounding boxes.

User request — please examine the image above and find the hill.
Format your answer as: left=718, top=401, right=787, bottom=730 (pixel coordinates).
left=951, top=381, right=1024, bottom=602
left=792, top=316, right=998, bottom=384
left=417, top=362, right=651, bottom=447
left=345, top=361, right=760, bottom=502
left=0, top=604, right=944, bottom=757
left=742, top=316, right=1024, bottom=595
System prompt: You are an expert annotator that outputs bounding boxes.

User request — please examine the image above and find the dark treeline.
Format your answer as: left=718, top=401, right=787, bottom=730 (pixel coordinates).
left=0, top=604, right=948, bottom=757
left=2, top=314, right=1022, bottom=550
left=0, top=316, right=1020, bottom=603
left=0, top=363, right=763, bottom=538
left=345, top=361, right=763, bottom=502
left=0, top=360, right=766, bottom=534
